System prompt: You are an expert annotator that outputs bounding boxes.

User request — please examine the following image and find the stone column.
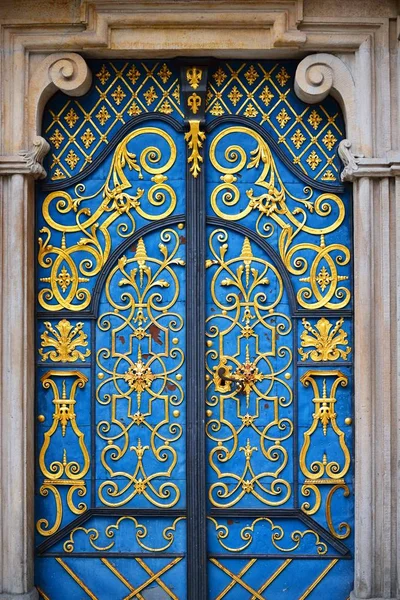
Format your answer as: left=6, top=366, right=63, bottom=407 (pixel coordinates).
left=0, top=164, right=37, bottom=599
left=347, top=164, right=400, bottom=600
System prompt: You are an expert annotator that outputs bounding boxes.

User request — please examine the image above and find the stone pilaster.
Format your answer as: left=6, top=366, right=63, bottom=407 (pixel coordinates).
left=0, top=172, right=37, bottom=600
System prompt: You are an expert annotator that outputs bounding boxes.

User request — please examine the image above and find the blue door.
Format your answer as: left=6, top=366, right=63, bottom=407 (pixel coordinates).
left=35, top=59, right=353, bottom=599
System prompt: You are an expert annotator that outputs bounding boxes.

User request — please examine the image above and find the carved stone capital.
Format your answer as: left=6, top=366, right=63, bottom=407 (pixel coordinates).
left=294, top=54, right=358, bottom=152
left=19, top=136, right=50, bottom=180
left=29, top=53, right=92, bottom=139
left=338, top=139, right=362, bottom=182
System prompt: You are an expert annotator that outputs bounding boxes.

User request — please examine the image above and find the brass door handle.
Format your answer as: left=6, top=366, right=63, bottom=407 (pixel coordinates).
left=217, top=366, right=245, bottom=393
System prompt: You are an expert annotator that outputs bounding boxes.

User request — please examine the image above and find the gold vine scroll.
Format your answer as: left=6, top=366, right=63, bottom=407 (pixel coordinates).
left=38, top=127, right=177, bottom=311
left=209, top=126, right=350, bottom=309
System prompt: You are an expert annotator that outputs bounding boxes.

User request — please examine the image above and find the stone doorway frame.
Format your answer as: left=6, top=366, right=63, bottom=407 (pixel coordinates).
left=0, top=2, right=399, bottom=599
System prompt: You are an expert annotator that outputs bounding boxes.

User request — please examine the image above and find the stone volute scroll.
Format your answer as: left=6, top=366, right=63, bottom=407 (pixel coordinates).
left=28, top=52, right=92, bottom=145
left=19, top=53, right=92, bottom=180
left=294, top=53, right=359, bottom=161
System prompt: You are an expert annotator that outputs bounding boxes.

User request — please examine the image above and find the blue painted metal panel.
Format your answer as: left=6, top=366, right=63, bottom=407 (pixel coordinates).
left=36, top=58, right=353, bottom=599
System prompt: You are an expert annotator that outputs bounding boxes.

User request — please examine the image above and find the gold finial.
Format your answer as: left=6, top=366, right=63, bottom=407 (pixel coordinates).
left=135, top=238, right=148, bottom=286
left=240, top=237, right=253, bottom=286
left=62, top=380, right=67, bottom=399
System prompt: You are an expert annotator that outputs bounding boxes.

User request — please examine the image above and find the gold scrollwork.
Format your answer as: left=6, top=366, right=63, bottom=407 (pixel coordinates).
left=299, top=370, right=350, bottom=480
left=96, top=228, right=185, bottom=508
left=301, top=482, right=351, bottom=540
left=299, top=317, right=351, bottom=362
left=39, top=319, right=91, bottom=362
left=208, top=517, right=327, bottom=554
left=37, top=371, right=89, bottom=536
left=63, top=516, right=186, bottom=553
left=206, top=230, right=293, bottom=508
left=209, top=126, right=350, bottom=309
left=185, top=120, right=206, bottom=178
left=38, top=127, right=177, bottom=311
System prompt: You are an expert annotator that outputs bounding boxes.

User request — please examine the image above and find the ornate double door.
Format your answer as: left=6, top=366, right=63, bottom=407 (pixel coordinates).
left=35, top=59, right=354, bottom=599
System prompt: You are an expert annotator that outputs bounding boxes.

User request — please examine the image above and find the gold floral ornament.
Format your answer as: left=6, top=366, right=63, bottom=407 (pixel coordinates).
left=38, top=127, right=177, bottom=311
left=123, top=346, right=155, bottom=406
left=39, top=319, right=91, bottom=362
left=299, top=317, right=351, bottom=362
left=209, top=126, right=350, bottom=309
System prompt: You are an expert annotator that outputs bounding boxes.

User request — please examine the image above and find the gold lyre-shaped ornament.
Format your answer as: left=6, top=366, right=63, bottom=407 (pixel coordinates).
left=39, top=370, right=89, bottom=480
left=37, top=370, right=90, bottom=536
left=299, top=370, right=350, bottom=481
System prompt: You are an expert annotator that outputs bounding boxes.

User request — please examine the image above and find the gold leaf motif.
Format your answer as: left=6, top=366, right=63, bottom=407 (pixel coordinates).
left=80, top=128, right=95, bottom=149
left=172, top=85, right=180, bottom=103
left=143, top=86, right=158, bottom=105
left=96, top=64, right=111, bottom=86
left=244, top=65, right=259, bottom=85
left=243, top=103, right=258, bottom=118
left=96, top=105, right=111, bottom=126
left=213, top=67, right=227, bottom=86
left=291, top=128, right=306, bottom=149
left=158, top=99, right=173, bottom=114
left=210, top=102, right=224, bottom=116
left=259, top=85, right=274, bottom=106
left=158, top=63, right=172, bottom=84
left=308, top=109, right=322, bottom=130
left=185, top=119, right=206, bottom=178
left=322, top=130, right=338, bottom=151
left=64, top=108, right=79, bottom=128
left=65, top=149, right=79, bottom=170
left=227, top=86, right=243, bottom=106
left=276, top=108, right=291, bottom=128
left=128, top=102, right=142, bottom=116
left=186, top=66, right=202, bottom=89
left=111, top=85, right=127, bottom=106
left=299, top=317, right=351, bottom=362
left=306, top=150, right=322, bottom=170
left=49, top=129, right=64, bottom=149
left=39, top=319, right=91, bottom=362
left=276, top=66, right=290, bottom=87
left=127, top=65, right=141, bottom=84
left=321, top=170, right=336, bottom=181
left=51, top=168, right=66, bottom=180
